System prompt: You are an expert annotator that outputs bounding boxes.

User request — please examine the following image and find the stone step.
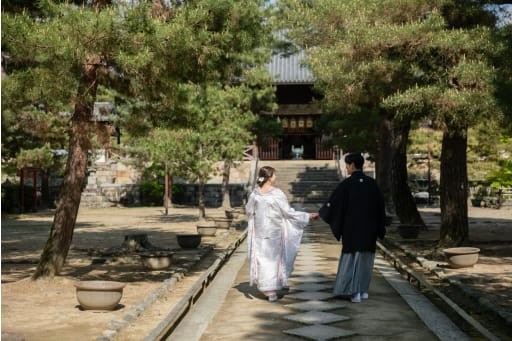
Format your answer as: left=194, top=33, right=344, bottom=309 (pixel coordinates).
left=258, top=160, right=341, bottom=203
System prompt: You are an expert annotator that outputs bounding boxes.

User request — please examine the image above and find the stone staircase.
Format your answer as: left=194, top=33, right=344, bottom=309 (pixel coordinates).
left=258, top=160, right=341, bottom=204
left=81, top=161, right=142, bottom=208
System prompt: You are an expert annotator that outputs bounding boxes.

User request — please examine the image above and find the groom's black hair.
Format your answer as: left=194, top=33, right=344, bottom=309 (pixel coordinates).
left=345, top=153, right=364, bottom=169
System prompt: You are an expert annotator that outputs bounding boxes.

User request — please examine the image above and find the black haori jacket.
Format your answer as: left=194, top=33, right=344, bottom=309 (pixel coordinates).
left=319, top=170, right=386, bottom=254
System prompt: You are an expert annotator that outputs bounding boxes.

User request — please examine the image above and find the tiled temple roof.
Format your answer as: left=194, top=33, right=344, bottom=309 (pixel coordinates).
left=267, top=50, right=314, bottom=85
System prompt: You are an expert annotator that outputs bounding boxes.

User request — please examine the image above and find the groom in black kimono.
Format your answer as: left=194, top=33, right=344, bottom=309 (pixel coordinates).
left=319, top=152, right=386, bottom=302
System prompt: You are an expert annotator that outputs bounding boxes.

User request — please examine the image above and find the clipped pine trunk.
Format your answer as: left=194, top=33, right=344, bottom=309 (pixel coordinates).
left=221, top=161, right=231, bottom=209
left=41, top=169, right=50, bottom=208
left=164, top=160, right=170, bottom=216
left=439, top=130, right=469, bottom=246
left=33, top=60, right=99, bottom=279
left=376, top=115, right=395, bottom=215
left=391, top=119, right=425, bottom=226
left=198, top=180, right=206, bottom=221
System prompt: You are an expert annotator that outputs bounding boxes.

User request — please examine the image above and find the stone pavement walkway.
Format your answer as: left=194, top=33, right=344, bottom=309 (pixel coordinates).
left=171, top=205, right=468, bottom=341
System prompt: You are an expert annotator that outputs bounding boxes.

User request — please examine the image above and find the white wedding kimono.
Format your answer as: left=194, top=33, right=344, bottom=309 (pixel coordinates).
left=246, top=187, right=310, bottom=292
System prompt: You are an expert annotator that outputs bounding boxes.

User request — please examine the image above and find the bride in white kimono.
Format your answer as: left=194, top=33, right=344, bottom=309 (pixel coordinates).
left=246, top=166, right=318, bottom=301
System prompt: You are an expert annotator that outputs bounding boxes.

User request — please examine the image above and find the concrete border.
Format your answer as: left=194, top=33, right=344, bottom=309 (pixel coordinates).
left=143, top=230, right=248, bottom=341
left=374, top=254, right=472, bottom=341
left=94, top=229, right=247, bottom=341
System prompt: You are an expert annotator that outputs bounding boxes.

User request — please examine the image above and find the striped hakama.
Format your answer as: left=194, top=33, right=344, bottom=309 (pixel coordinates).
left=333, top=251, right=376, bottom=296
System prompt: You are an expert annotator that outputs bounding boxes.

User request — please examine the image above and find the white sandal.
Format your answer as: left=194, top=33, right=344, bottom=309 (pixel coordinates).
left=268, top=294, right=278, bottom=302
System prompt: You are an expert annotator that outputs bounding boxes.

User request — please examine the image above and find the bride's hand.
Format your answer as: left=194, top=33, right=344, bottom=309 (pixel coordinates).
left=309, top=213, right=319, bottom=220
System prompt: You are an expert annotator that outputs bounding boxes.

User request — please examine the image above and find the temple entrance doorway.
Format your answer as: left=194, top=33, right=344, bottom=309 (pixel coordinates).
left=258, top=135, right=335, bottom=160
left=282, top=134, right=315, bottom=159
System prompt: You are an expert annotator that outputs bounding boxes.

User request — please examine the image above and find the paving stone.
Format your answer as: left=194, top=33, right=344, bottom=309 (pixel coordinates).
left=292, top=283, right=332, bottom=291
left=289, top=275, right=332, bottom=283
left=295, top=260, right=323, bottom=266
left=287, top=291, right=337, bottom=300
left=294, top=266, right=321, bottom=272
left=296, top=253, right=323, bottom=258
left=298, top=246, right=322, bottom=251
left=295, top=264, right=331, bottom=272
left=299, top=246, right=324, bottom=251
left=283, top=324, right=356, bottom=340
left=285, top=300, right=346, bottom=311
left=284, top=310, right=351, bottom=324
left=295, top=255, right=324, bottom=260
left=291, top=271, right=332, bottom=277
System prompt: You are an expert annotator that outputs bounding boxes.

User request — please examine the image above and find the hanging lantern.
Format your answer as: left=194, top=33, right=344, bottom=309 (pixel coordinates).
left=298, top=117, right=305, bottom=128
left=306, top=116, right=313, bottom=128
left=290, top=117, right=297, bottom=128
left=282, top=117, right=289, bottom=128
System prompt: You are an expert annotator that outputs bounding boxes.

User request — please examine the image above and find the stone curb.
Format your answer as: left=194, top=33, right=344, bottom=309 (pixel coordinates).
left=143, top=228, right=248, bottom=341
left=94, top=228, right=241, bottom=341
left=385, top=237, right=512, bottom=328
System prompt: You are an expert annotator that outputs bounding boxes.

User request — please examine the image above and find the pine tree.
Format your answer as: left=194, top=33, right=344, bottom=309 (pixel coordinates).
left=275, top=0, right=509, bottom=245
left=2, top=0, right=272, bottom=278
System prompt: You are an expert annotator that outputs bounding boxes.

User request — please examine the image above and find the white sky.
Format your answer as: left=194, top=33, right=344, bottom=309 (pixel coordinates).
left=485, top=4, right=512, bottom=27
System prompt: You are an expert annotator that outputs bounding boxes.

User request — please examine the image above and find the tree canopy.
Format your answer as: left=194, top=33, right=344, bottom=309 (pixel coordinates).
left=273, top=0, right=511, bottom=245
left=1, top=0, right=274, bottom=278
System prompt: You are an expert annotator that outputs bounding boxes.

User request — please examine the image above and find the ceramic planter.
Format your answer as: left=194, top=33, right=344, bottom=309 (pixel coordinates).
left=225, top=209, right=240, bottom=219
left=140, top=252, right=174, bottom=270
left=197, top=222, right=217, bottom=236
left=471, top=199, right=483, bottom=207
left=443, top=247, right=480, bottom=268
left=74, top=280, right=126, bottom=310
left=176, top=234, right=202, bottom=249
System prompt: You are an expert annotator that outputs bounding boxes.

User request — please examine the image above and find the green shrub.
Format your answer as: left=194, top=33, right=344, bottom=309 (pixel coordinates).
left=138, top=180, right=181, bottom=206
left=486, top=160, right=512, bottom=188
left=139, top=181, right=164, bottom=206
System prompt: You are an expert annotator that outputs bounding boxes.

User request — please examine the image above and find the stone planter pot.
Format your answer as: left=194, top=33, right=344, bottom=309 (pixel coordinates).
left=197, top=222, right=217, bottom=236
left=471, top=199, right=483, bottom=207
left=214, top=217, right=233, bottom=229
left=176, top=234, right=202, bottom=249
left=397, top=224, right=421, bottom=239
left=443, top=247, right=480, bottom=268
left=225, top=209, right=240, bottom=219
left=140, top=252, right=174, bottom=270
left=74, top=280, right=126, bottom=310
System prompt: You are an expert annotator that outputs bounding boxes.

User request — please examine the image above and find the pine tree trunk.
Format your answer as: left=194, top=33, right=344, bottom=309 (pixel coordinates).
left=221, top=161, right=231, bottom=209
left=439, top=130, right=469, bottom=246
left=376, top=115, right=395, bottom=215
left=33, top=58, right=99, bottom=279
left=41, top=169, right=50, bottom=209
left=169, top=175, right=173, bottom=209
left=164, top=160, right=169, bottom=216
left=198, top=180, right=206, bottom=220
left=391, top=119, right=425, bottom=225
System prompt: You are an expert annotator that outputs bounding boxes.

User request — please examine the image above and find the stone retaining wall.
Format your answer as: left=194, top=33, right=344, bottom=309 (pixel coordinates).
left=80, top=160, right=256, bottom=208
left=172, top=184, right=247, bottom=208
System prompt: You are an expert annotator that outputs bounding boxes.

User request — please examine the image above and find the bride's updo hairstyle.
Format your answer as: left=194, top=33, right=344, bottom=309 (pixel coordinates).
left=256, top=166, right=275, bottom=187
